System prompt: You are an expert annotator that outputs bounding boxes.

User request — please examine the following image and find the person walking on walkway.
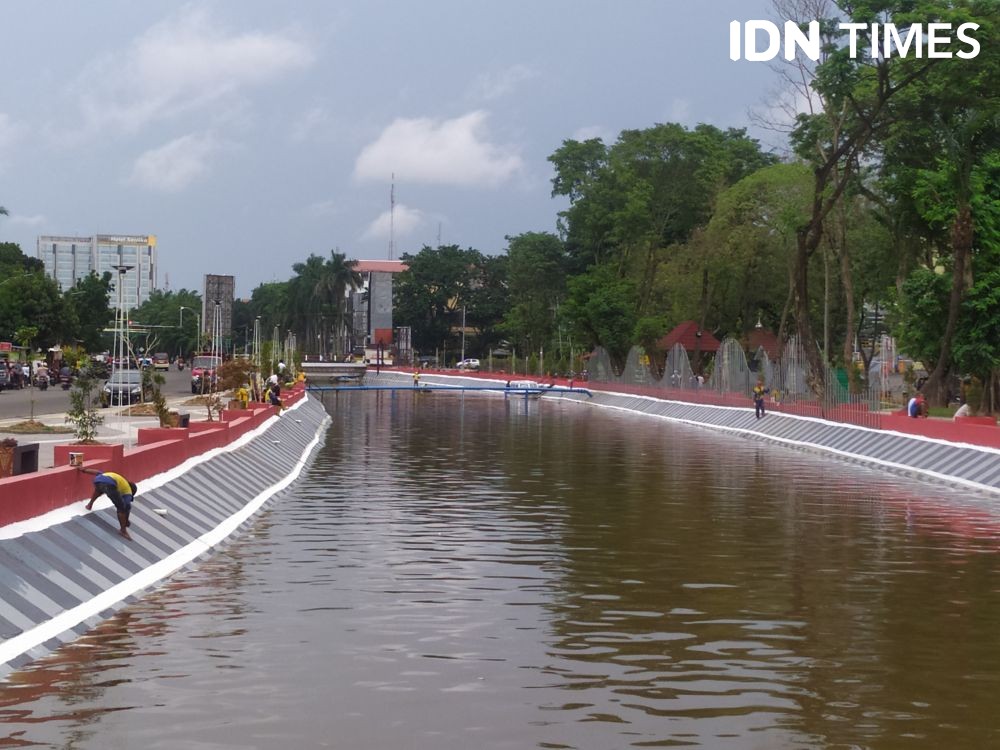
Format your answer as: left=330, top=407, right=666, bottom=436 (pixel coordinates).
left=753, top=383, right=768, bottom=419
left=79, top=467, right=137, bottom=540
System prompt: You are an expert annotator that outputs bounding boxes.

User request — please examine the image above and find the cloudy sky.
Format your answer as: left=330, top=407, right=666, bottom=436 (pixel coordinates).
left=0, top=1, right=778, bottom=296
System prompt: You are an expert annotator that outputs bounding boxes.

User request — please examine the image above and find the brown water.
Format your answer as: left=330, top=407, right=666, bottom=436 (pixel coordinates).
left=3, top=393, right=1000, bottom=749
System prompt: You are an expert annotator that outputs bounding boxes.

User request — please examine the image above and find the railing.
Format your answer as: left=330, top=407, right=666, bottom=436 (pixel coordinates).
left=586, top=338, right=882, bottom=429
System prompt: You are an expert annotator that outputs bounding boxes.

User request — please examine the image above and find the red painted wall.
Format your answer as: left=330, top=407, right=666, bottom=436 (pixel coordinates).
left=0, top=383, right=303, bottom=527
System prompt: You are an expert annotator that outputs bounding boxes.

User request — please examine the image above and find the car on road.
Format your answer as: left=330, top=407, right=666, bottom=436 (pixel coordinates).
left=190, top=355, right=223, bottom=393
left=153, top=352, right=170, bottom=371
left=456, top=358, right=480, bottom=371
left=100, top=369, right=152, bottom=407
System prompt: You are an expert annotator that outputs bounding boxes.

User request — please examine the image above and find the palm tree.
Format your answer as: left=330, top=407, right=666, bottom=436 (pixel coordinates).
left=315, top=251, right=362, bottom=358
left=286, top=254, right=327, bottom=352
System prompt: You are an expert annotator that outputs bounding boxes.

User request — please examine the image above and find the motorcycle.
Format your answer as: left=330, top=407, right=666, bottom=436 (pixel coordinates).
left=36, top=373, right=49, bottom=391
left=177, top=357, right=186, bottom=371
left=59, top=367, right=72, bottom=390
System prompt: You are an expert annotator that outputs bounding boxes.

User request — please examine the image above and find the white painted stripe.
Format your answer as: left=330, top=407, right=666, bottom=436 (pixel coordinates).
left=0, top=407, right=330, bottom=669
left=0, top=396, right=310, bottom=541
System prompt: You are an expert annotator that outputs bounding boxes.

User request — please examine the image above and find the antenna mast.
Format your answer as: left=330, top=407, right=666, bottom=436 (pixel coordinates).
left=389, top=173, right=395, bottom=260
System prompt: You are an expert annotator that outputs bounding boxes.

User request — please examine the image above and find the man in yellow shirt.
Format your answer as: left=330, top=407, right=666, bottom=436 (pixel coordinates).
left=79, top=467, right=138, bottom=540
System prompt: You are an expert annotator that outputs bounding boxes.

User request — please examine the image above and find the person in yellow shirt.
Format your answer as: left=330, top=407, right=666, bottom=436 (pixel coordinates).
left=79, top=467, right=138, bottom=540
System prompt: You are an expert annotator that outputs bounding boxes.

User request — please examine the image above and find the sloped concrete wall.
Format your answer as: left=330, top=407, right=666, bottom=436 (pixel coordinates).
left=381, top=371, right=1000, bottom=496
left=0, top=396, right=330, bottom=677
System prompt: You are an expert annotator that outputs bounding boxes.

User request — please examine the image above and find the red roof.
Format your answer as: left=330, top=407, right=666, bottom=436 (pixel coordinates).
left=351, top=260, right=408, bottom=274
left=656, top=320, right=721, bottom=353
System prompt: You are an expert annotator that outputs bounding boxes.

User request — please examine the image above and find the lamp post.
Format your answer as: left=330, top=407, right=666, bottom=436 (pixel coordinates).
left=111, top=265, right=134, bottom=370
left=179, top=306, right=201, bottom=354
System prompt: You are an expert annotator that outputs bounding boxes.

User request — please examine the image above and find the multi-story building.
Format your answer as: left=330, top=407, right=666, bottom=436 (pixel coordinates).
left=348, top=260, right=407, bottom=355
left=202, top=274, right=235, bottom=348
left=37, top=234, right=158, bottom=308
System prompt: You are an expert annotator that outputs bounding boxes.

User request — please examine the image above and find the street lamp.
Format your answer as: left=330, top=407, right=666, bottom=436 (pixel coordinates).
left=179, top=306, right=201, bottom=354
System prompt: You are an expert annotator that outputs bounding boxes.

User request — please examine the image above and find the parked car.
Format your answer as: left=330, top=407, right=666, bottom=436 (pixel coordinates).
left=456, top=358, right=480, bottom=371
left=101, top=369, right=152, bottom=407
left=153, top=352, right=170, bottom=371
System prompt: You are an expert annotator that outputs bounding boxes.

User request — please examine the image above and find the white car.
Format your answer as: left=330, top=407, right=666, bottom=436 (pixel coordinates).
left=456, top=358, right=480, bottom=371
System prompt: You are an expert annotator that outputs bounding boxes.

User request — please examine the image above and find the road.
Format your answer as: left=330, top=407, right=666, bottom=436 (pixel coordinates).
left=0, top=366, right=193, bottom=423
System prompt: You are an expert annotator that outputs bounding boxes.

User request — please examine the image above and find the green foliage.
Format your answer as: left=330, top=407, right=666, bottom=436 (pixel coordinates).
left=550, top=123, right=776, bottom=277
left=394, top=244, right=498, bottom=354
left=0, top=270, right=68, bottom=345
left=64, top=367, right=103, bottom=444
left=502, top=232, right=567, bottom=353
left=562, top=264, right=637, bottom=366
left=64, top=272, right=113, bottom=352
left=893, top=268, right=950, bottom=370
left=130, top=288, right=203, bottom=357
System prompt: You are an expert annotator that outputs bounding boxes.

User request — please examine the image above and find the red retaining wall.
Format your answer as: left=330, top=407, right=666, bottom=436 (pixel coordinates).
left=0, top=385, right=301, bottom=528
left=881, top=414, right=1000, bottom=450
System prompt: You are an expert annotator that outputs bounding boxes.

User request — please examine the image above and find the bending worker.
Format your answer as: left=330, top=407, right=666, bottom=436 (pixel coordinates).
left=79, top=467, right=138, bottom=540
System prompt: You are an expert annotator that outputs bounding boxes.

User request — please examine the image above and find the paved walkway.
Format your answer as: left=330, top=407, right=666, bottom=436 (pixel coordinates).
left=0, top=393, right=205, bottom=470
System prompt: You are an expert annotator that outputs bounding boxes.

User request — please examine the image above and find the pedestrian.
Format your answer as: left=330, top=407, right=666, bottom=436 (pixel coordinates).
left=753, top=382, right=768, bottom=419
left=79, top=467, right=138, bottom=540
left=269, top=381, right=283, bottom=411
left=413, top=369, right=421, bottom=387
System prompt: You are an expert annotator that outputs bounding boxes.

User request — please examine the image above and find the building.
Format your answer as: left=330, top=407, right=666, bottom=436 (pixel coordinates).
left=347, top=260, right=407, bottom=355
left=37, top=234, right=158, bottom=308
left=202, top=274, right=235, bottom=349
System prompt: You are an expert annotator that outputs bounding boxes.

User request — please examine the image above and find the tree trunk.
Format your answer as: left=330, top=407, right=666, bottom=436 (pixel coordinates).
left=795, top=213, right=827, bottom=400
left=923, top=202, right=973, bottom=406
left=840, top=226, right=858, bottom=391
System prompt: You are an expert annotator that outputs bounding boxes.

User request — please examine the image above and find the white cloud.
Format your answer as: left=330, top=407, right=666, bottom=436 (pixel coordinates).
left=72, top=6, right=313, bottom=134
left=354, top=111, right=522, bottom=187
left=128, top=133, right=220, bottom=192
left=470, top=64, right=537, bottom=101
left=362, top=204, right=424, bottom=241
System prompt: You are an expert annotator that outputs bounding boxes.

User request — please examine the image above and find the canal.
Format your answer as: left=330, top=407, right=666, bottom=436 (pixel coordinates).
left=2, top=392, right=1000, bottom=749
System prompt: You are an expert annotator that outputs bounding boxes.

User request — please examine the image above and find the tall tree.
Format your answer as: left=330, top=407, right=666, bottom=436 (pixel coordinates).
left=394, top=245, right=484, bottom=356
left=788, top=0, right=996, bottom=397
left=502, top=232, right=568, bottom=357
left=315, top=251, right=362, bottom=358
left=64, top=272, right=114, bottom=352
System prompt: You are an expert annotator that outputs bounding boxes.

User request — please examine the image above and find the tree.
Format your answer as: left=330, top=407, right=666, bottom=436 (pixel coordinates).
left=788, top=0, right=997, bottom=397
left=64, top=272, right=113, bottom=352
left=315, top=251, right=362, bottom=358
left=394, top=244, right=485, bottom=355
left=129, top=289, right=203, bottom=358
left=700, top=163, right=813, bottom=342
left=562, top=264, right=638, bottom=368
left=502, top=232, right=567, bottom=357
left=0, top=272, right=67, bottom=346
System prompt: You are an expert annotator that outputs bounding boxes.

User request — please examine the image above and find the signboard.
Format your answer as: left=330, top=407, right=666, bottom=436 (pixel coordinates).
left=0, top=342, right=11, bottom=352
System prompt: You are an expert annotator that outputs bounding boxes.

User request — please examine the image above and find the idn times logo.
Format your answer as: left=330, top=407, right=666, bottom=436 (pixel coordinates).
left=730, top=20, right=982, bottom=61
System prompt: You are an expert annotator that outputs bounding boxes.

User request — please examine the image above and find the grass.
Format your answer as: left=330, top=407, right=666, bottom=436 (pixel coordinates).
left=2, top=420, right=74, bottom=434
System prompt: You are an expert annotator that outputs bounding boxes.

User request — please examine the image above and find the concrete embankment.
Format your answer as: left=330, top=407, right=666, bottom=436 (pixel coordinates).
left=381, top=371, right=1000, bottom=496
left=0, top=395, right=330, bottom=678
